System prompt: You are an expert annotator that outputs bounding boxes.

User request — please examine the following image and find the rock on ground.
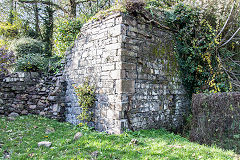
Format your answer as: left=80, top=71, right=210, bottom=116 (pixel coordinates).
left=38, top=141, right=52, bottom=147
left=8, top=112, right=19, bottom=117
left=45, top=127, right=55, bottom=134
left=74, top=132, right=83, bottom=140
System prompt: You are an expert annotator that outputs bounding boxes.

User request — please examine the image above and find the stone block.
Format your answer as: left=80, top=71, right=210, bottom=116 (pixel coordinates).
left=11, top=86, right=25, bottom=91
left=109, top=70, right=121, bottom=79
left=121, top=63, right=136, bottom=70
left=52, top=104, right=59, bottom=112
left=17, top=72, right=25, bottom=78
left=29, top=105, right=37, bottom=110
left=109, top=25, right=121, bottom=37
left=102, top=64, right=115, bottom=71
left=106, top=43, right=122, bottom=50
left=0, top=99, right=3, bottom=104
left=116, top=80, right=135, bottom=94
left=21, top=110, right=28, bottom=115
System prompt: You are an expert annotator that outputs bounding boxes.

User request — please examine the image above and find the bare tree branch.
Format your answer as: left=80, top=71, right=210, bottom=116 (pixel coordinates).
left=218, top=53, right=240, bottom=88
left=220, top=27, right=240, bottom=47
left=15, top=0, right=69, bottom=14
left=216, top=0, right=236, bottom=39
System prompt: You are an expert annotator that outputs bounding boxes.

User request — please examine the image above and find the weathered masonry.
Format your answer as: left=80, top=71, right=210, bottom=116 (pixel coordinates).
left=0, top=72, right=66, bottom=120
left=65, top=12, right=190, bottom=134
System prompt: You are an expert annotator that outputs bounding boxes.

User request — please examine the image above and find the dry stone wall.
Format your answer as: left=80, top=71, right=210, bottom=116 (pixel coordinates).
left=65, top=12, right=190, bottom=134
left=0, top=72, right=66, bottom=121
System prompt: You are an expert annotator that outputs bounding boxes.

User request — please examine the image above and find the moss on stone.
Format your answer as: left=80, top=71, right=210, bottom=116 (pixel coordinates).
left=88, top=4, right=126, bottom=22
left=149, top=41, right=178, bottom=76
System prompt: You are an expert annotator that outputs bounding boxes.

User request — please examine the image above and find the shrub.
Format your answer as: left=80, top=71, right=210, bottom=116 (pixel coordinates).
left=124, top=0, right=146, bottom=14
left=47, top=55, right=64, bottom=74
left=190, top=92, right=240, bottom=153
left=15, top=53, right=47, bottom=72
left=74, top=80, right=96, bottom=124
left=0, top=47, right=15, bottom=75
left=10, top=37, right=45, bottom=57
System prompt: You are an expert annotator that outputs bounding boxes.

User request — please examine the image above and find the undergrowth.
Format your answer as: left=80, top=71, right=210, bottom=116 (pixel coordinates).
left=0, top=115, right=238, bottom=160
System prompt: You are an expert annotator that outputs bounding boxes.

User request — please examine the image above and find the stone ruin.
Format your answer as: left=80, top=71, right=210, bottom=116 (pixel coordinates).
left=64, top=12, right=190, bottom=134
left=0, top=11, right=190, bottom=134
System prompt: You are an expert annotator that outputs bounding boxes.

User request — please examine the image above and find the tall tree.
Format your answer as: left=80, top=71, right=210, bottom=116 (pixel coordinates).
left=43, top=4, right=54, bottom=56
left=9, top=0, right=14, bottom=24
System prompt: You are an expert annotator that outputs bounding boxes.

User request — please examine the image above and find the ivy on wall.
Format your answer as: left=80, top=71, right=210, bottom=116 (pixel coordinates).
left=165, top=3, right=232, bottom=96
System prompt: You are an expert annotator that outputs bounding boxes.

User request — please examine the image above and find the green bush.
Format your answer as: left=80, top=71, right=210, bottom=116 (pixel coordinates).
left=47, top=55, right=64, bottom=74
left=10, top=37, right=45, bottom=57
left=15, top=53, right=47, bottom=72
left=74, top=80, right=96, bottom=124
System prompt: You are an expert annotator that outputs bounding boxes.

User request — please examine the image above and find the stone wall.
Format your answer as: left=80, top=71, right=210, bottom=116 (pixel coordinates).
left=0, top=72, right=66, bottom=121
left=65, top=12, right=190, bottom=134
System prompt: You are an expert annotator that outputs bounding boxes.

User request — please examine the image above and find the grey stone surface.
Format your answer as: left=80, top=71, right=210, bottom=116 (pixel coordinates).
left=73, top=132, right=83, bottom=140
left=0, top=72, right=66, bottom=121
left=38, top=141, right=52, bottom=147
left=45, top=127, right=55, bottom=134
left=8, top=112, right=19, bottom=117
left=64, top=12, right=190, bottom=134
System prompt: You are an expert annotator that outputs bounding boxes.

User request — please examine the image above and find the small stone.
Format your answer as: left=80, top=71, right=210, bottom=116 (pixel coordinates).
left=21, top=110, right=28, bottom=115
left=41, top=96, right=46, bottom=100
left=39, top=112, right=45, bottom=116
left=37, top=101, right=45, bottom=106
left=8, top=112, right=19, bottom=117
left=129, top=139, right=138, bottom=145
left=52, top=104, right=59, bottom=112
left=38, top=141, right=52, bottom=147
left=48, top=96, right=56, bottom=101
left=7, top=117, right=16, bottom=121
left=74, top=132, right=83, bottom=140
left=91, top=151, right=99, bottom=158
left=41, top=87, right=46, bottom=92
left=29, top=105, right=37, bottom=109
left=45, top=127, right=55, bottom=134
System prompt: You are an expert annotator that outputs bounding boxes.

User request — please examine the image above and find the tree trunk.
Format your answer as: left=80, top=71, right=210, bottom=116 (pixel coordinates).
left=43, top=4, right=54, bottom=57
left=89, top=0, right=92, bottom=15
left=9, top=0, right=14, bottom=24
left=69, top=0, right=76, bottom=18
left=34, top=2, right=41, bottom=38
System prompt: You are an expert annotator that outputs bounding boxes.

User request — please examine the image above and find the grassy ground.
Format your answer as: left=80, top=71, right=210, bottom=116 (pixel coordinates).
left=0, top=115, right=238, bottom=160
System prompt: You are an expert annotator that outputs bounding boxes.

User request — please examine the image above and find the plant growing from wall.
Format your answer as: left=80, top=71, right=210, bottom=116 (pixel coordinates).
left=74, top=80, right=96, bottom=124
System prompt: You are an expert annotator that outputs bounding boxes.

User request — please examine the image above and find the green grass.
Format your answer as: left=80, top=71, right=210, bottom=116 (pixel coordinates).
left=0, top=115, right=238, bottom=160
